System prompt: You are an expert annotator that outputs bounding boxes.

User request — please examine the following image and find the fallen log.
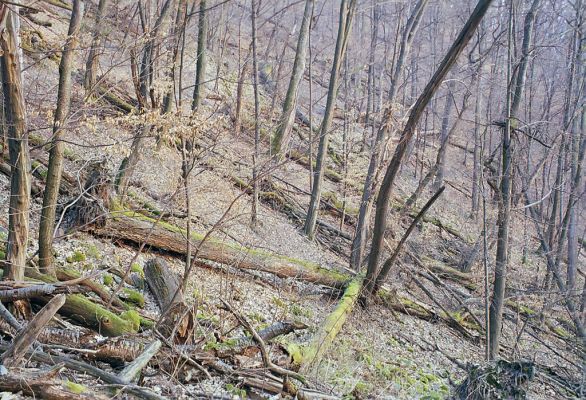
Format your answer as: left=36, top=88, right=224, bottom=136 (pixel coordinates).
left=118, top=340, right=162, bottom=383
left=1, top=294, right=66, bottom=367
left=0, top=282, right=85, bottom=302
left=26, top=269, right=138, bottom=337
left=145, top=258, right=194, bottom=342
left=299, top=276, right=363, bottom=374
left=93, top=210, right=349, bottom=289
left=0, top=344, right=167, bottom=400
left=0, top=369, right=106, bottom=400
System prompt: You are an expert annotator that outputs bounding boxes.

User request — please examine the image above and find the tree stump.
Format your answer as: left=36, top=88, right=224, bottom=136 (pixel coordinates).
left=144, top=258, right=194, bottom=343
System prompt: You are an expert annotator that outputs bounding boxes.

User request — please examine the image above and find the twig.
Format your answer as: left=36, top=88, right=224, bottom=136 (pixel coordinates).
left=220, top=299, right=306, bottom=384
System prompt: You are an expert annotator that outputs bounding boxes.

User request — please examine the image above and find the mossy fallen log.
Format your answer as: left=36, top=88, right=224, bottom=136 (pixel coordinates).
left=287, top=149, right=342, bottom=183
left=93, top=209, right=349, bottom=288
left=26, top=269, right=138, bottom=337
left=299, top=276, right=363, bottom=373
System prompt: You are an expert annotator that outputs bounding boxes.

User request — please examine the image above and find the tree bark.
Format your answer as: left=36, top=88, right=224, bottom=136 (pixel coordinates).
left=304, top=0, right=357, bottom=240
left=0, top=7, right=30, bottom=281
left=39, top=0, right=85, bottom=275
left=83, top=0, right=108, bottom=93
left=191, top=0, right=208, bottom=111
left=350, top=0, right=429, bottom=270
left=364, top=0, right=494, bottom=296
left=271, top=0, right=314, bottom=157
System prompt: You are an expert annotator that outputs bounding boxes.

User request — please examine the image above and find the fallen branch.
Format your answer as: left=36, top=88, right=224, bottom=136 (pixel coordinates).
left=1, top=294, right=66, bottom=367
left=118, top=340, right=162, bottom=383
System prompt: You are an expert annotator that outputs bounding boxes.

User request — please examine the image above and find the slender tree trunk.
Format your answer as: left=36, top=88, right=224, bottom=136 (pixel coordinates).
left=433, top=80, right=456, bottom=190
left=116, top=0, right=174, bottom=196
left=250, top=0, right=260, bottom=227
left=0, top=7, right=30, bottom=281
left=488, top=0, right=540, bottom=360
left=191, top=0, right=208, bottom=111
left=304, top=0, right=357, bottom=240
left=350, top=0, right=429, bottom=270
left=271, top=0, right=314, bottom=158
left=83, top=0, right=108, bottom=94
left=38, top=0, right=85, bottom=275
left=364, top=0, right=494, bottom=296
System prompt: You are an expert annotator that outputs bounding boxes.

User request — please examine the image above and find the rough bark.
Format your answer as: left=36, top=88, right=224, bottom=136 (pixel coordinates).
left=39, top=0, right=85, bottom=274
left=144, top=257, right=193, bottom=342
left=0, top=7, right=30, bottom=281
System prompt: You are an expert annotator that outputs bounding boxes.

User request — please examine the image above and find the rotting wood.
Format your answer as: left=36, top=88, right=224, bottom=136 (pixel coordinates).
left=145, top=258, right=194, bottom=342
left=118, top=340, right=162, bottom=383
left=93, top=210, right=349, bottom=288
left=299, top=276, right=363, bottom=374
left=1, top=294, right=66, bottom=367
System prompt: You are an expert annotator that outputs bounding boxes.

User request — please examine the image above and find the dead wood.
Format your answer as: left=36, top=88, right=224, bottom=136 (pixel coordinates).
left=0, top=368, right=106, bottom=400
left=1, top=294, right=66, bottom=367
left=0, top=281, right=85, bottom=302
left=145, top=258, right=194, bottom=343
left=93, top=211, right=348, bottom=288
left=118, top=339, right=162, bottom=383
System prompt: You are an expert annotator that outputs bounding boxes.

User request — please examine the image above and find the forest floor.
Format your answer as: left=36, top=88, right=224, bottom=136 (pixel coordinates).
left=0, top=4, right=583, bottom=399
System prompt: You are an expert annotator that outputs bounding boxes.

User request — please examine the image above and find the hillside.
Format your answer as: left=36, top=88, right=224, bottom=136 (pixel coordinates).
left=0, top=0, right=583, bottom=399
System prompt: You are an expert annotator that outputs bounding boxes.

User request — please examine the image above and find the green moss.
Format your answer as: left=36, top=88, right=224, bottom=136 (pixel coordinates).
left=84, top=243, right=102, bottom=260
left=102, top=273, right=114, bottom=286
left=64, top=380, right=87, bottom=394
left=272, top=296, right=286, bottom=309
left=66, top=250, right=86, bottom=263
left=225, top=383, right=247, bottom=399
left=123, top=288, right=145, bottom=308
left=0, top=250, right=5, bottom=260
left=131, top=263, right=144, bottom=277
left=286, top=342, right=304, bottom=365
left=112, top=208, right=349, bottom=286
left=121, top=310, right=141, bottom=331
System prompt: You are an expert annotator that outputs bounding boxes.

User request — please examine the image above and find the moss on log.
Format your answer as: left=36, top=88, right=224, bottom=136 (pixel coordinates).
left=95, top=209, right=349, bottom=288
left=26, top=269, right=138, bottom=337
left=300, top=276, right=363, bottom=373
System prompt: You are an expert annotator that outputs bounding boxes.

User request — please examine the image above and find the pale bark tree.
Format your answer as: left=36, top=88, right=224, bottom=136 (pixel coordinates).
left=0, top=6, right=30, bottom=281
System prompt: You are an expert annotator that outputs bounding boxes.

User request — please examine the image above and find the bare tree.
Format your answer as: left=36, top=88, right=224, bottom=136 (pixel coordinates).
left=84, top=0, right=108, bottom=93
left=364, top=0, right=495, bottom=296
left=38, top=0, right=85, bottom=275
left=192, top=0, right=208, bottom=111
left=271, top=0, right=314, bottom=158
left=304, top=0, right=357, bottom=240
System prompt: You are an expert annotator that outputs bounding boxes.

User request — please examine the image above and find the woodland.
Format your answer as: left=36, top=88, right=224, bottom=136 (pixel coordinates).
left=0, top=0, right=583, bottom=398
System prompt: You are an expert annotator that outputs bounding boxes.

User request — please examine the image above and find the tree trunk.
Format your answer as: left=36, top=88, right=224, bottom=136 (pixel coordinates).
left=38, top=0, right=85, bottom=275
left=116, top=0, right=174, bottom=196
left=83, top=0, right=108, bottom=93
left=433, top=80, right=456, bottom=189
left=350, top=0, right=429, bottom=270
left=250, top=0, right=260, bottom=227
left=304, top=0, right=357, bottom=240
left=191, top=0, right=208, bottom=111
left=489, top=0, right=540, bottom=360
left=364, top=0, right=494, bottom=296
left=271, top=0, right=314, bottom=158
left=144, top=258, right=193, bottom=342
left=0, top=7, right=30, bottom=281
